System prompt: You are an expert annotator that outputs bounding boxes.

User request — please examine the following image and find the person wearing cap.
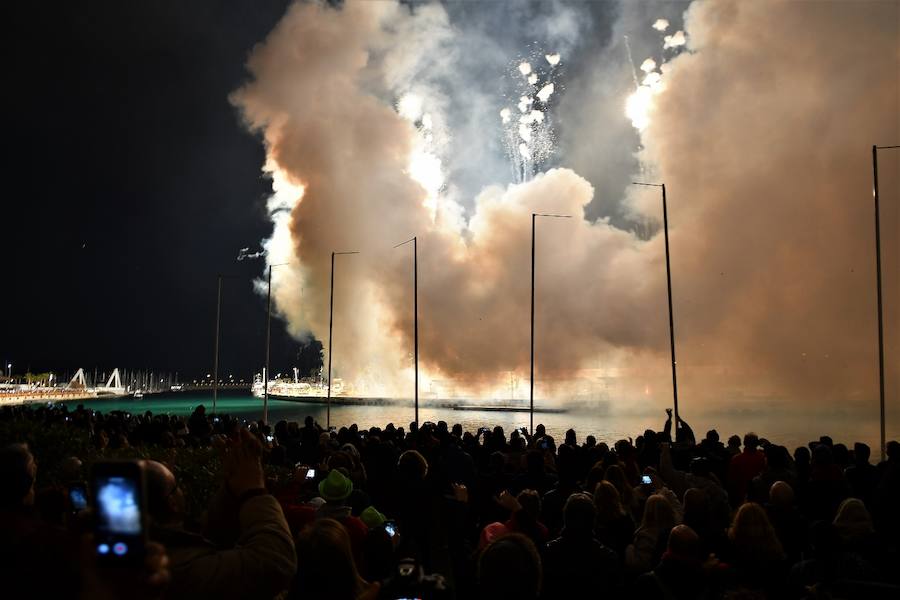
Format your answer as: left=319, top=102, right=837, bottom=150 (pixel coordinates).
left=282, top=468, right=369, bottom=565
left=359, top=505, right=387, bottom=529
left=359, top=505, right=397, bottom=583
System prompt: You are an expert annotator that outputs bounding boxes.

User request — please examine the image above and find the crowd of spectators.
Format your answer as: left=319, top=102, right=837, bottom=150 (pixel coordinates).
left=2, top=402, right=900, bottom=599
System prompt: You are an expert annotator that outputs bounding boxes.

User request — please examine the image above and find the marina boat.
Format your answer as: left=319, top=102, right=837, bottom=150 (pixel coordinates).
left=252, top=368, right=344, bottom=401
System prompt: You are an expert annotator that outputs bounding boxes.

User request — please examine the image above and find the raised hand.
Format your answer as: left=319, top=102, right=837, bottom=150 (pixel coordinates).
left=224, top=428, right=265, bottom=496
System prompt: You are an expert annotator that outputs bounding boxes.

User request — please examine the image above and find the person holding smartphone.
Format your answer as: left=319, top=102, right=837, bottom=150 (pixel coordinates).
left=144, top=428, right=297, bottom=598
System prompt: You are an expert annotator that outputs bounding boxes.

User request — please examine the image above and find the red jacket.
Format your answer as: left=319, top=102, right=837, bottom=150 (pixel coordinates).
left=728, top=450, right=766, bottom=502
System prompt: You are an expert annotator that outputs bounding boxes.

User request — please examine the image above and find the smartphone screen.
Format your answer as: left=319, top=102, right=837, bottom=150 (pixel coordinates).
left=641, top=475, right=652, bottom=485
left=305, top=468, right=316, bottom=480
left=69, top=484, right=88, bottom=511
left=384, top=521, right=396, bottom=537
left=92, top=462, right=146, bottom=564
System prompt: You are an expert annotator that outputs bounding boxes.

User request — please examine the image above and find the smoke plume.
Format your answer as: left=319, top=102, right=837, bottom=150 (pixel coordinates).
left=233, top=0, right=898, bottom=410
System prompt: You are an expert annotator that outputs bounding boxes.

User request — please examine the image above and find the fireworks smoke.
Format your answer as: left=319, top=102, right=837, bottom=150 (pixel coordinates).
left=233, top=0, right=899, bottom=410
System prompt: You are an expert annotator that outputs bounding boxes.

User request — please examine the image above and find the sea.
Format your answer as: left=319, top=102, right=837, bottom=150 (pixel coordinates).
left=72, top=390, right=899, bottom=454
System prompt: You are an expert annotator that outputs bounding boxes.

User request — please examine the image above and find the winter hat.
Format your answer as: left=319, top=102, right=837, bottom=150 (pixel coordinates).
left=318, top=469, right=353, bottom=502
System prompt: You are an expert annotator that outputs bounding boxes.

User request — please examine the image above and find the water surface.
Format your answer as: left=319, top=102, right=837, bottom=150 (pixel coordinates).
left=72, top=391, right=897, bottom=453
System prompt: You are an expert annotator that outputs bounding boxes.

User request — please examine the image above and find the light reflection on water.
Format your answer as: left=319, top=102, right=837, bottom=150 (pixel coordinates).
left=74, top=391, right=896, bottom=453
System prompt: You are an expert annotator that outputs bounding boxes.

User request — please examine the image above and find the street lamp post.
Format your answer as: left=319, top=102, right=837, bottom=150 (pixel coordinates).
left=394, top=237, right=419, bottom=427
left=263, top=262, right=290, bottom=425
left=872, top=144, right=898, bottom=461
left=531, top=214, right=571, bottom=435
left=633, top=182, right=679, bottom=426
left=212, top=275, right=222, bottom=413
left=327, top=251, right=360, bottom=429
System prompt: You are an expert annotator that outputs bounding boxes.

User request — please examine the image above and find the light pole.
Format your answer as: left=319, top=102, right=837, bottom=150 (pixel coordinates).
left=632, top=182, right=679, bottom=426
left=531, top=214, right=571, bottom=435
left=327, top=251, right=360, bottom=429
left=263, top=262, right=290, bottom=425
left=872, top=144, right=898, bottom=461
left=212, top=275, right=222, bottom=413
left=394, top=237, right=419, bottom=426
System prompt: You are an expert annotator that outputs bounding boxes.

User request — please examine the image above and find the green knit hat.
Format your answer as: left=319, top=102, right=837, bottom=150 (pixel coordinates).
left=318, top=469, right=353, bottom=502
left=360, top=505, right=386, bottom=529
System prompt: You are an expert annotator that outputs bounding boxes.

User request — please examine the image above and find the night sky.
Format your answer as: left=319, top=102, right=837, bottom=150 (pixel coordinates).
left=4, top=1, right=304, bottom=381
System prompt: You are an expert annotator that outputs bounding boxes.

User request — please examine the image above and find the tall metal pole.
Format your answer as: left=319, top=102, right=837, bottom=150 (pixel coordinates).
left=870, top=145, right=900, bottom=460
left=530, top=214, right=536, bottom=436
left=393, top=239, right=418, bottom=426
left=633, top=182, right=679, bottom=426
left=325, top=252, right=359, bottom=430
left=213, top=275, right=222, bottom=413
left=661, top=183, right=679, bottom=425
left=327, top=252, right=335, bottom=430
left=528, top=214, right=570, bottom=436
left=264, top=265, right=272, bottom=424
left=414, top=236, right=419, bottom=427
left=872, top=145, right=885, bottom=461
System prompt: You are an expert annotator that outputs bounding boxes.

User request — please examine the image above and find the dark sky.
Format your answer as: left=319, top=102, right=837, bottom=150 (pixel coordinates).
left=4, top=1, right=305, bottom=381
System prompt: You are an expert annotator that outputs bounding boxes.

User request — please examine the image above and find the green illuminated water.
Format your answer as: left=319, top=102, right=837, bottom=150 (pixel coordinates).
left=70, top=391, right=897, bottom=453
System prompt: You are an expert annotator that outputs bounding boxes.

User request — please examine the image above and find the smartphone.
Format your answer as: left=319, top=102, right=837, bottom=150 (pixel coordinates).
left=641, top=475, right=652, bottom=485
left=384, top=520, right=397, bottom=538
left=305, top=468, right=316, bottom=480
left=69, top=483, right=88, bottom=511
left=266, top=434, right=274, bottom=442
left=91, top=461, right=147, bottom=565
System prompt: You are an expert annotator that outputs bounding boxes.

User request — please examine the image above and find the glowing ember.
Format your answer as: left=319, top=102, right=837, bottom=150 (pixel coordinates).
left=536, top=83, right=555, bottom=103
left=664, top=30, right=686, bottom=49
left=518, top=95, right=533, bottom=113
left=625, top=85, right=656, bottom=131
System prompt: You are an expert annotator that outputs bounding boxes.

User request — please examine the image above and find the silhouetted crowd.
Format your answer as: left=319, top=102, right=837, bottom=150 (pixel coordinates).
left=2, top=402, right=900, bottom=599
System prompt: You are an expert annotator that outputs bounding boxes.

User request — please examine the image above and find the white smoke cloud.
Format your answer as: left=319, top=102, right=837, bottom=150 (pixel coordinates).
left=233, top=0, right=899, bottom=413
left=236, top=247, right=265, bottom=261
